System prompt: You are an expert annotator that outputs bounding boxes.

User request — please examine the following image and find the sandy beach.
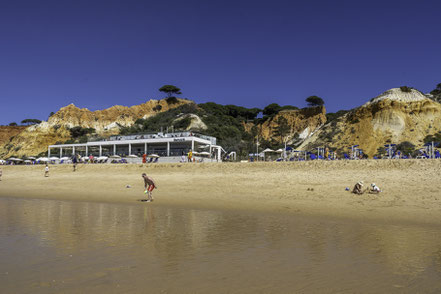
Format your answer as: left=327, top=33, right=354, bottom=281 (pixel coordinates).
left=1, top=160, right=441, bottom=225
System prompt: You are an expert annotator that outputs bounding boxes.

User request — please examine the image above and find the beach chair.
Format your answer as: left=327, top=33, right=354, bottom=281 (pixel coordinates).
left=309, top=154, right=317, bottom=160
left=343, top=153, right=350, bottom=160
left=435, top=150, right=441, bottom=159
left=153, top=158, right=159, bottom=163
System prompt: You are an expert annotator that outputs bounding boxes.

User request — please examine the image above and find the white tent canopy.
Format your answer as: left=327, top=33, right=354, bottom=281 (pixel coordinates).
left=148, top=154, right=160, bottom=158
left=26, top=156, right=36, bottom=160
left=126, top=154, right=138, bottom=158
left=199, top=151, right=210, bottom=156
left=275, top=149, right=284, bottom=153
left=37, top=157, right=49, bottom=162
left=109, top=155, right=121, bottom=158
left=8, top=157, right=23, bottom=161
left=49, top=157, right=59, bottom=161
left=262, top=148, right=274, bottom=153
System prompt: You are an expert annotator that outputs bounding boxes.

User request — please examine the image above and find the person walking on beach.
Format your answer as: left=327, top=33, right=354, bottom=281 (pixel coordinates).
left=142, top=173, right=157, bottom=202
left=72, top=154, right=77, bottom=172
left=44, top=164, right=49, bottom=177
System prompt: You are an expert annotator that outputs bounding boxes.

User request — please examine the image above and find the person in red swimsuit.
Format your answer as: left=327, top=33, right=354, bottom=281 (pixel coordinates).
left=142, top=173, right=157, bottom=202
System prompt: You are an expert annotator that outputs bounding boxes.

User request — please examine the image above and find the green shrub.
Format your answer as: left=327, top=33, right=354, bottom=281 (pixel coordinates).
left=400, top=86, right=412, bottom=93
left=166, top=97, right=179, bottom=104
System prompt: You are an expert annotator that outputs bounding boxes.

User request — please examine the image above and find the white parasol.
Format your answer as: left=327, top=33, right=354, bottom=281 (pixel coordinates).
left=262, top=148, right=274, bottom=153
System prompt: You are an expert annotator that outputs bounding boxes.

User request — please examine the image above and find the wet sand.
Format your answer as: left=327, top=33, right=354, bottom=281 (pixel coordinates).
left=1, top=160, right=441, bottom=225
left=1, top=197, right=441, bottom=293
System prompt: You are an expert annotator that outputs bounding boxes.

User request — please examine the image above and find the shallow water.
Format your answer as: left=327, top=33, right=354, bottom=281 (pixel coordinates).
left=0, top=197, right=441, bottom=293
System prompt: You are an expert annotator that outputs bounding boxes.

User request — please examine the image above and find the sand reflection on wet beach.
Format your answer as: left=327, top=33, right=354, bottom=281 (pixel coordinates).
left=1, top=197, right=441, bottom=293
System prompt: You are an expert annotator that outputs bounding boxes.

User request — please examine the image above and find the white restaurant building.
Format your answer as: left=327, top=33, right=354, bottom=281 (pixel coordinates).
left=48, top=132, right=225, bottom=162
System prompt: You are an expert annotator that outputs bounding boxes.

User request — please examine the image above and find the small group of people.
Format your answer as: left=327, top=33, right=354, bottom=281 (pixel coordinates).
left=352, top=181, right=381, bottom=195
left=180, top=150, right=194, bottom=163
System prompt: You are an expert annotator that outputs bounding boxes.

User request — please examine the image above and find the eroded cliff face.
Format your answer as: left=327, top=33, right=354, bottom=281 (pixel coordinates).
left=244, top=106, right=327, bottom=143
left=44, top=99, right=192, bottom=134
left=299, top=88, right=441, bottom=157
left=0, top=126, right=27, bottom=146
left=0, top=99, right=191, bottom=158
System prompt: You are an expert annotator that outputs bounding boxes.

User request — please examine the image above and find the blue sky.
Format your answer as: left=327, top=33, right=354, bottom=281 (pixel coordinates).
left=1, top=0, right=440, bottom=125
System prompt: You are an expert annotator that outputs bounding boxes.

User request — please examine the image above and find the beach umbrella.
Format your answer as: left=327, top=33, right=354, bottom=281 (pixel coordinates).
left=37, top=157, right=49, bottom=162
left=49, top=157, right=59, bottom=161
left=127, top=154, right=138, bottom=158
left=275, top=149, right=284, bottom=153
left=148, top=154, right=160, bottom=158
left=262, top=148, right=274, bottom=153
left=9, top=158, right=23, bottom=161
left=199, top=152, right=210, bottom=156
left=26, top=156, right=36, bottom=160
left=60, top=157, right=70, bottom=161
left=97, top=156, right=108, bottom=161
left=109, top=155, right=121, bottom=158
left=24, top=160, right=32, bottom=163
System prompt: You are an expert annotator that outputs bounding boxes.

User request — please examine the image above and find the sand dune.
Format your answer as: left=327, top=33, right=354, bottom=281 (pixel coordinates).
left=1, top=160, right=441, bottom=225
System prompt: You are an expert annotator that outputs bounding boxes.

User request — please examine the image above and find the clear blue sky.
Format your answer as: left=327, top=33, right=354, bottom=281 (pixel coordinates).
left=1, top=0, right=440, bottom=125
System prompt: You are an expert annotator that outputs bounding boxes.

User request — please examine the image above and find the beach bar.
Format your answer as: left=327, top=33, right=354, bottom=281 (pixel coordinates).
left=48, top=132, right=224, bottom=163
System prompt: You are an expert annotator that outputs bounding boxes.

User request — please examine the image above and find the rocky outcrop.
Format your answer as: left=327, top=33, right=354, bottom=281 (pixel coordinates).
left=244, top=106, right=327, bottom=144
left=0, top=126, right=27, bottom=147
left=44, top=99, right=192, bottom=134
left=299, top=88, right=441, bottom=157
left=173, top=113, right=208, bottom=131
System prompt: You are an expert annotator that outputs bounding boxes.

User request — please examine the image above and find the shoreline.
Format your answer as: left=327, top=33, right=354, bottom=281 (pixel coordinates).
left=1, top=160, right=441, bottom=226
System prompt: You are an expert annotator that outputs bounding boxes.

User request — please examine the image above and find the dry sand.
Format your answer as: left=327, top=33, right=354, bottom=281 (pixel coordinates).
left=1, top=160, right=441, bottom=225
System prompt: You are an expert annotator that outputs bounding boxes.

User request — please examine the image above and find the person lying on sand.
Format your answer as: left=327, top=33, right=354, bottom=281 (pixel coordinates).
left=368, top=183, right=381, bottom=194
left=142, top=173, right=157, bottom=202
left=352, top=181, right=367, bottom=195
